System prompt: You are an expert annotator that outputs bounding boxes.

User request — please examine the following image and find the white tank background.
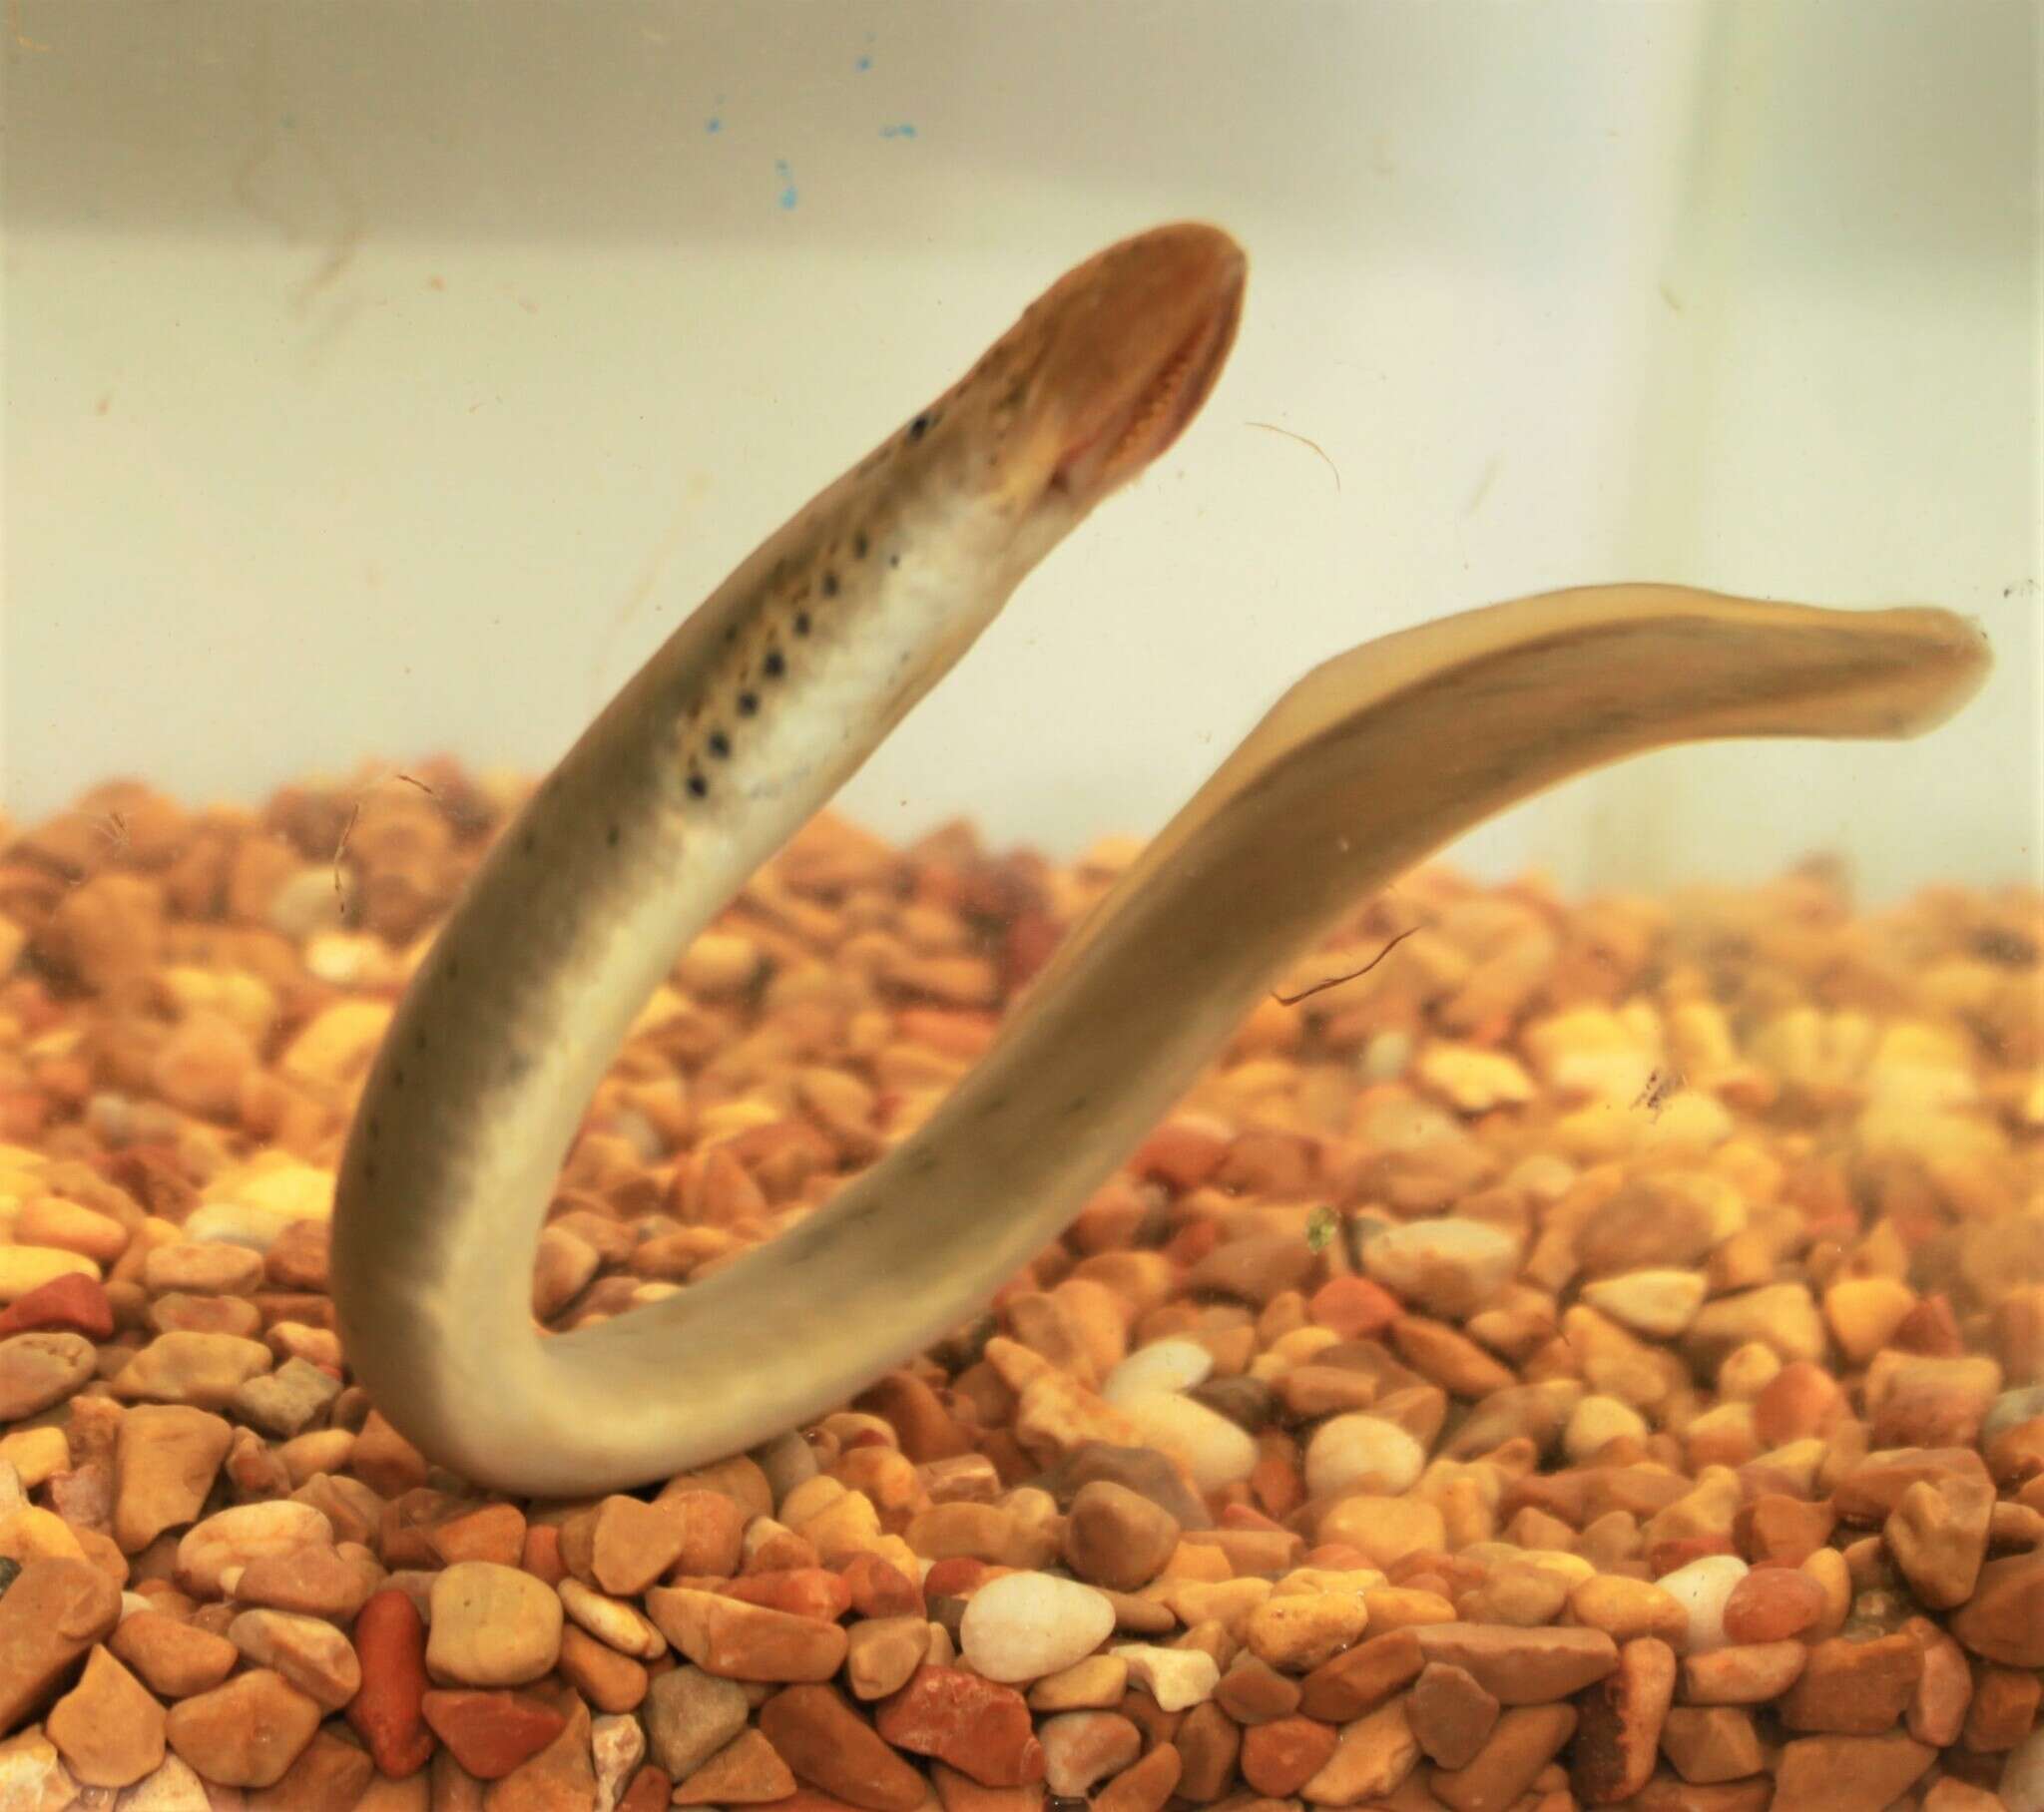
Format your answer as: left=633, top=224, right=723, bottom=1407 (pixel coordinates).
left=2, top=1, right=2035, bottom=897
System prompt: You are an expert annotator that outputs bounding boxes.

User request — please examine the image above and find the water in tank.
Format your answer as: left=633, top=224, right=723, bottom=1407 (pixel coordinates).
left=1, top=4, right=2038, bottom=1806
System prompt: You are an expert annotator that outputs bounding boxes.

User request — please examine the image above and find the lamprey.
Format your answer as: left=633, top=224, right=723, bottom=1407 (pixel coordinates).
left=330, top=225, right=1989, bottom=1494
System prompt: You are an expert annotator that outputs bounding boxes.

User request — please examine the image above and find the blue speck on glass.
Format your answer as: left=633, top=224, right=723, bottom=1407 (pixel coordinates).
left=854, top=54, right=871, bottom=71
left=774, top=160, right=798, bottom=210
left=879, top=124, right=917, bottom=140
left=706, top=116, right=722, bottom=134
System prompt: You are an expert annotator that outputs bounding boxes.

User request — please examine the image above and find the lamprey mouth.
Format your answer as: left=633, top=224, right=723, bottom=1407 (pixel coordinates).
left=1052, top=255, right=1246, bottom=497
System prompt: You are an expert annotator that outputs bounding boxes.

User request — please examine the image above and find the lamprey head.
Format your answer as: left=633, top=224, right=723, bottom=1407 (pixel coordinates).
left=900, top=222, right=1247, bottom=578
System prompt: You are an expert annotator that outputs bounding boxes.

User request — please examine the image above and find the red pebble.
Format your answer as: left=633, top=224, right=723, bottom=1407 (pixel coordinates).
left=722, top=1567, right=853, bottom=1621
left=618, top=1766, right=674, bottom=1812
left=1220, top=1504, right=1287, bottom=1534
left=838, top=1553, right=924, bottom=1618
left=875, top=1665, right=1044, bottom=1788
left=420, top=1688, right=566, bottom=1780
left=1306, top=1276, right=1401, bottom=1341
left=1722, top=1566, right=1826, bottom=1644
left=1131, top=1118, right=1231, bottom=1191
left=0, top=1273, right=114, bottom=1340
left=520, top=1523, right=565, bottom=1586
left=1892, top=1293, right=1964, bottom=1357
left=922, top=1559, right=996, bottom=1599
left=346, top=1588, right=436, bottom=1777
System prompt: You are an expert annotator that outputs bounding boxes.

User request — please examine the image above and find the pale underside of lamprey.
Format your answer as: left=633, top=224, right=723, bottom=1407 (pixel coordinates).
left=330, top=224, right=1991, bottom=1496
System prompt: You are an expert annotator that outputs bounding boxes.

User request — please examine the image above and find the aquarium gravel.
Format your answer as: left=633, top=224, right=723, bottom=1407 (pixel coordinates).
left=0, top=767, right=2037, bottom=1811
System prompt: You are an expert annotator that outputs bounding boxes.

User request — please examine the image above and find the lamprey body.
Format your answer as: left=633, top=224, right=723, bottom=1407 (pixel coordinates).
left=331, top=226, right=1989, bottom=1495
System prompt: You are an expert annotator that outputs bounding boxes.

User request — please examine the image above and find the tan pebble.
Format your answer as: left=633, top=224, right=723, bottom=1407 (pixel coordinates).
left=142, top=1242, right=263, bottom=1297
left=14, top=1196, right=130, bottom=1264
left=1564, top=1394, right=1649, bottom=1464
left=176, top=1499, right=331, bottom=1596
left=1679, top=1638, right=1807, bottom=1703
left=228, top=1605, right=362, bottom=1709
left=1884, top=1473, right=1993, bottom=1609
left=1567, top=1576, right=1689, bottom=1648
left=1062, top=1480, right=1180, bottom=1591
left=1408, top=1662, right=1498, bottom=1770
left=0, top=1556, right=123, bottom=1730
left=0, top=1331, right=97, bottom=1420
left=277, top=1427, right=353, bottom=1484
left=1823, top=1276, right=1917, bottom=1362
left=0, top=1428, right=67, bottom=1492
left=1412, top=1623, right=1617, bottom=1704
left=646, top=1586, right=849, bottom=1682
left=557, top=1577, right=666, bottom=1660
left=1657, top=1706, right=1764, bottom=1784
left=1579, top=1270, right=1707, bottom=1339
left=1360, top=1587, right=1456, bottom=1635
left=230, top=1541, right=379, bottom=1619
left=109, top=1607, right=239, bottom=1698
left=426, top=1562, right=563, bottom=1687
left=0, top=1505, right=86, bottom=1566
left=1455, top=1561, right=1571, bottom=1629
left=112, top=1404, right=234, bottom=1555
left=1026, top=1653, right=1128, bottom=1712
left=1246, top=1590, right=1369, bottom=1672
left=1299, top=1696, right=1418, bottom=1805
left=557, top=1623, right=649, bottom=1715
left=1949, top=1550, right=2044, bottom=1667
left=1801, top=1545, right=1852, bottom=1637
left=1094, top=1739, right=1181, bottom=1812
left=1896, top=1616, right=1970, bottom=1750
left=1687, top=1282, right=1828, bottom=1369
left=847, top=1614, right=933, bottom=1701
left=1038, top=1709, right=1144, bottom=1797
left=1771, top=1732, right=1933, bottom=1812
left=671, top=1725, right=794, bottom=1805
left=1431, top=1701, right=1577, bottom=1812
left=112, top=1331, right=271, bottom=1408
left=46, top=1641, right=167, bottom=1786
left=163, top=1666, right=322, bottom=1789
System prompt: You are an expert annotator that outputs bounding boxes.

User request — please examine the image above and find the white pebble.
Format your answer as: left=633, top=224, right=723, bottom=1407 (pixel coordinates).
left=1362, top=1217, right=1519, bottom=1314
left=1579, top=1270, right=1708, bottom=1339
left=959, top=1572, right=1116, bottom=1683
left=1103, top=1339, right=1214, bottom=1406
left=1118, top=1392, right=1258, bottom=1491
left=1304, top=1414, right=1425, bottom=1499
left=1655, top=1554, right=1749, bottom=1654
left=1112, top=1643, right=1220, bottom=1712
